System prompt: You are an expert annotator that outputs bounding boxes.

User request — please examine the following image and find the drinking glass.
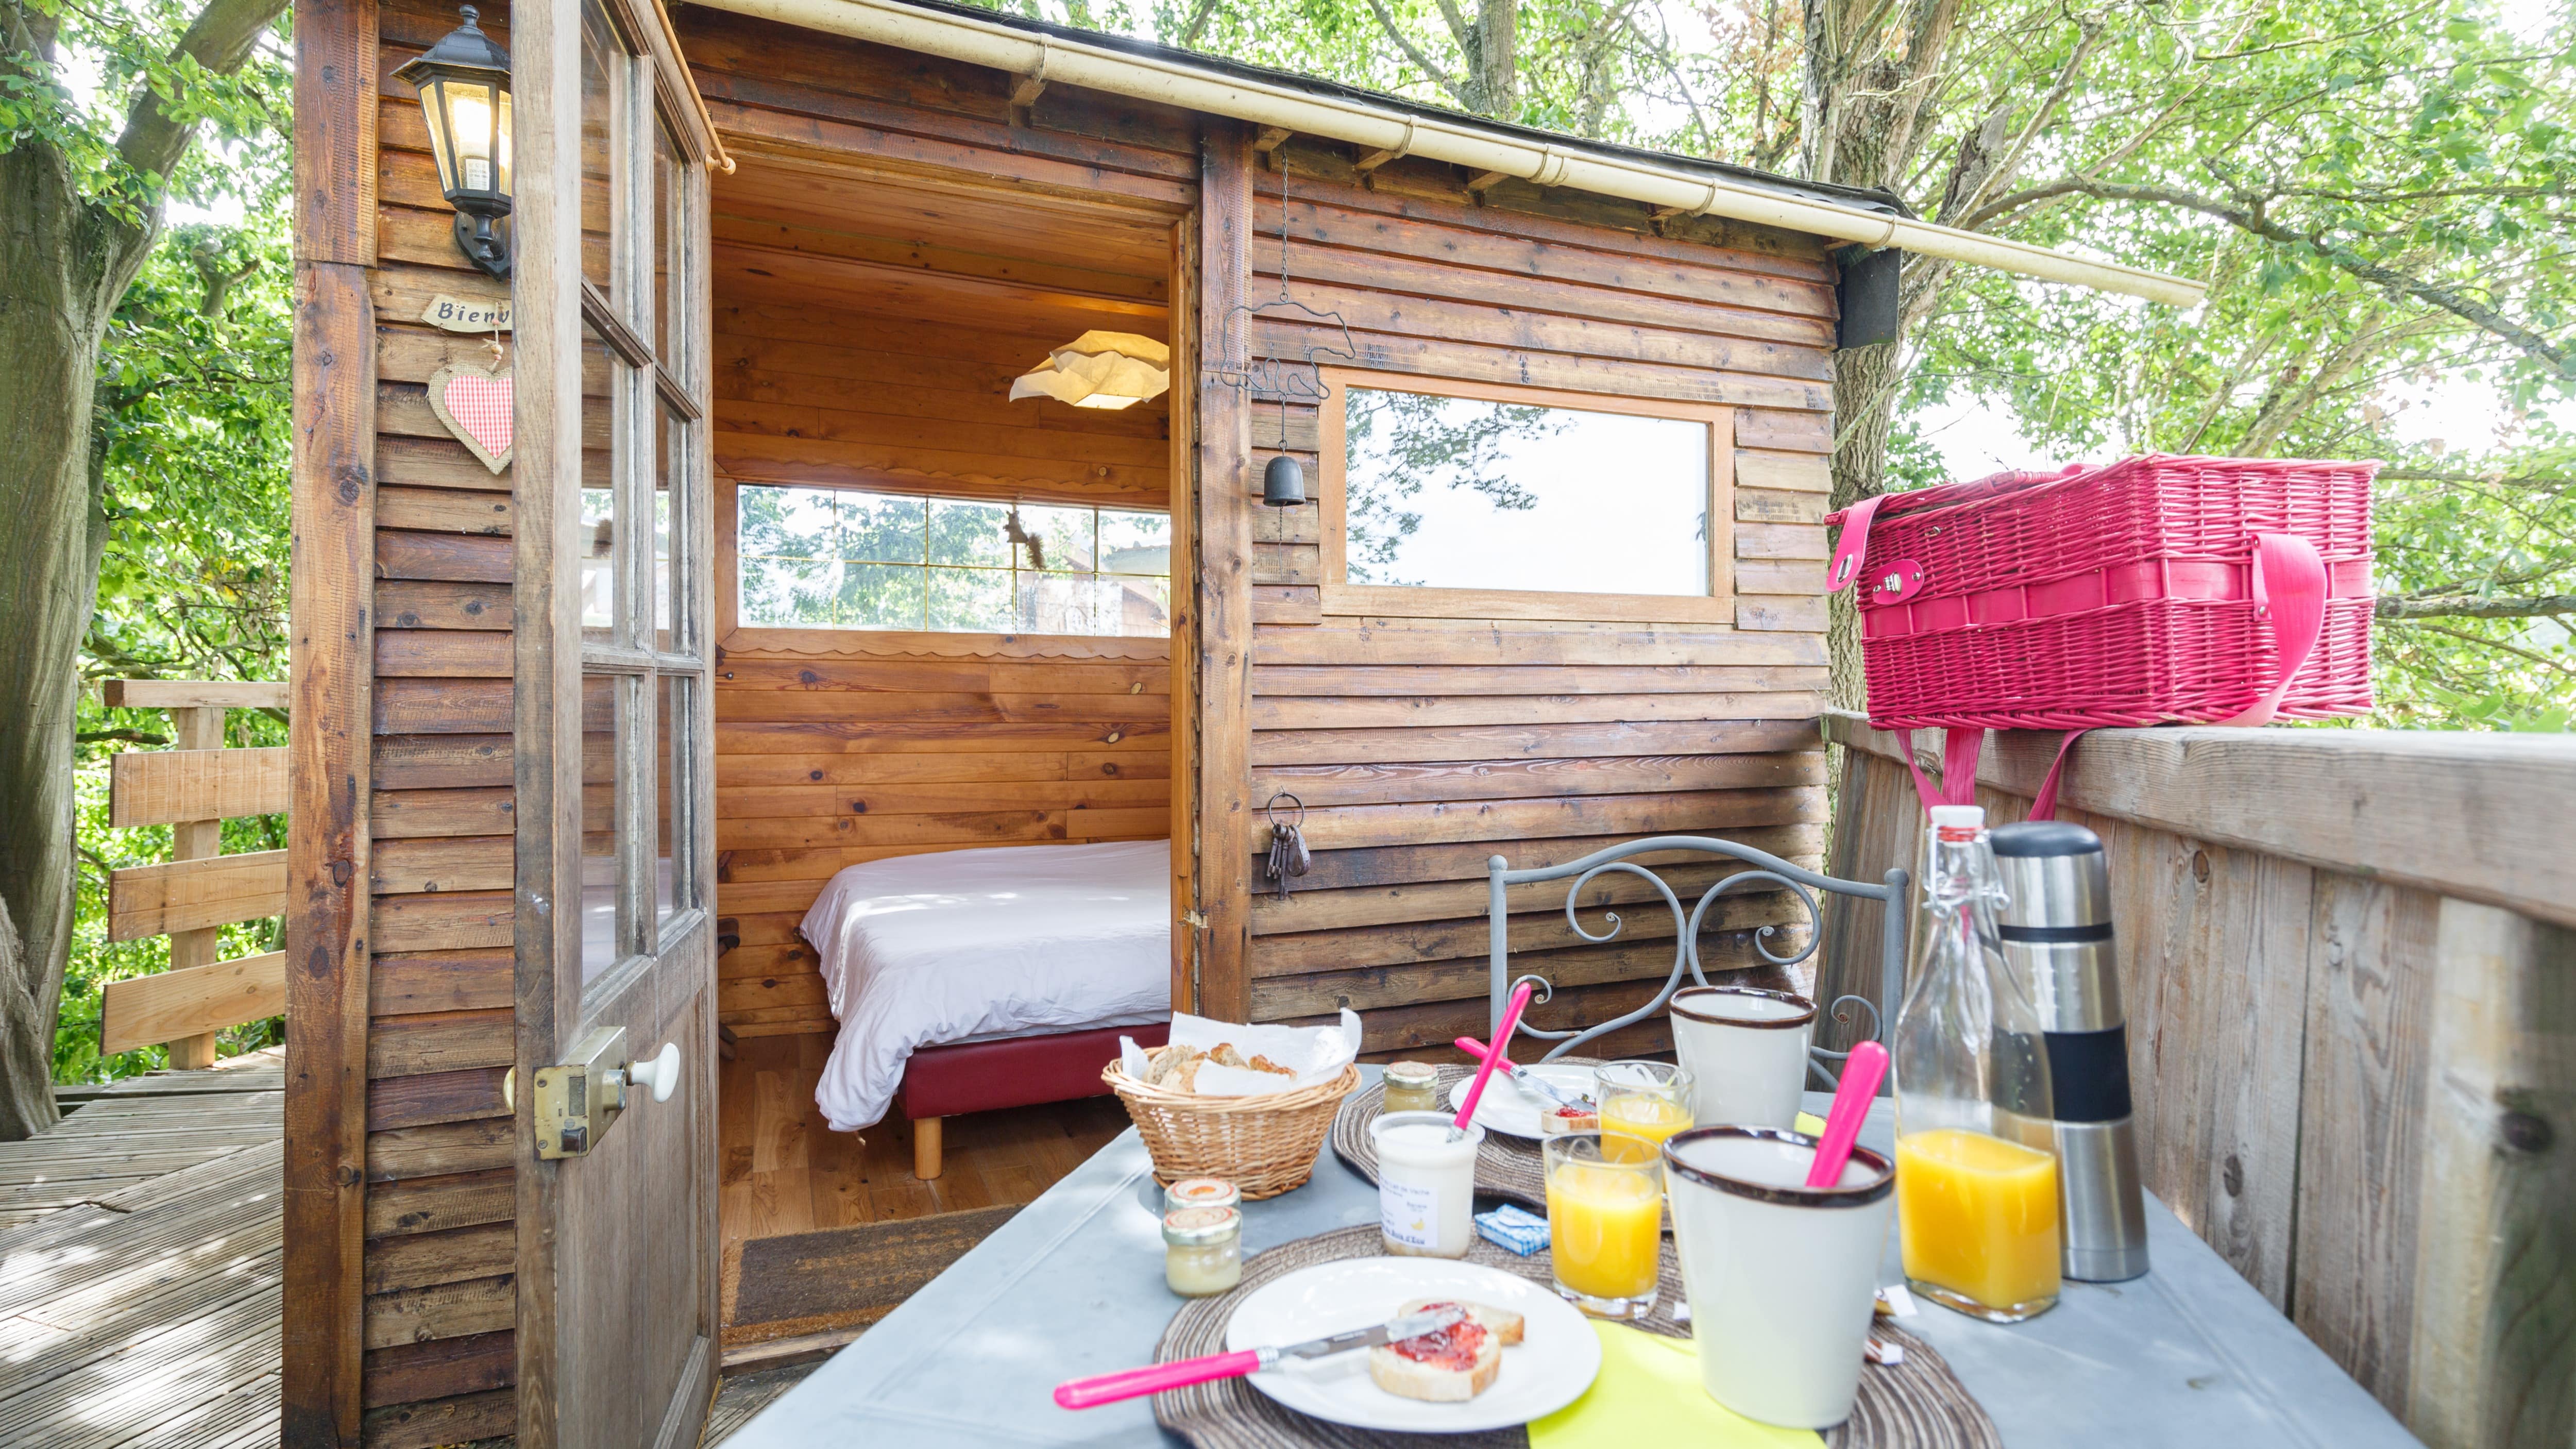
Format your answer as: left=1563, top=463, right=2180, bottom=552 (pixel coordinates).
left=1541, top=1132, right=1663, bottom=1319
left=1596, top=1060, right=1696, bottom=1164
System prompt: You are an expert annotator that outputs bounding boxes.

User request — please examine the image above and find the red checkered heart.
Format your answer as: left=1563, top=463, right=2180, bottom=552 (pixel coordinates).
left=428, top=363, right=515, bottom=474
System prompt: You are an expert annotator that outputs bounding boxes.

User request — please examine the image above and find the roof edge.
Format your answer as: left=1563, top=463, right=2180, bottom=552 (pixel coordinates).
left=687, top=0, right=2209, bottom=309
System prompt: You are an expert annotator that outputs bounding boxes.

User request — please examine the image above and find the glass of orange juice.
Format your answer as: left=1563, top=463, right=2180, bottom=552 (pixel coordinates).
left=1596, top=1060, right=1696, bottom=1166
left=1543, top=1132, right=1663, bottom=1319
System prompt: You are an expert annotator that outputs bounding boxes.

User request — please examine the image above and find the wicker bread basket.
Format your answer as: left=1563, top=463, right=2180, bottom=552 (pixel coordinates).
left=1103, top=1062, right=1362, bottom=1200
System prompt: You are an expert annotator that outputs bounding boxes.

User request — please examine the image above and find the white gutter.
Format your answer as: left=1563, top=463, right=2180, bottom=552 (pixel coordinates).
left=690, top=0, right=2209, bottom=309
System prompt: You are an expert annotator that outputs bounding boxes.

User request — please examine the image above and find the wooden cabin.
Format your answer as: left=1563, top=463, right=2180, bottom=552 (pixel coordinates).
left=274, top=0, right=2215, bottom=1442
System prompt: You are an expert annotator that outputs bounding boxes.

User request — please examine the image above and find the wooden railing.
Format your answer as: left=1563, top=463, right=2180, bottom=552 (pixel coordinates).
left=99, top=680, right=289, bottom=1067
left=1815, top=710, right=2574, bottom=1449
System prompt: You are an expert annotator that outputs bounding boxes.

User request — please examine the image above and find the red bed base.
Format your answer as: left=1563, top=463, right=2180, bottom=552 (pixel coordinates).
left=892, top=1022, right=1168, bottom=1178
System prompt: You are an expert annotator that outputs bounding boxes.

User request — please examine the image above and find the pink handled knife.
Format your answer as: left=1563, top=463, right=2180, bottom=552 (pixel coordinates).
left=1451, top=1037, right=1594, bottom=1113
left=1053, top=1306, right=1464, bottom=1409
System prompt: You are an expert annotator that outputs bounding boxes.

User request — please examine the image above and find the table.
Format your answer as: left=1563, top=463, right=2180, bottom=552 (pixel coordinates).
left=728, top=1077, right=2419, bottom=1447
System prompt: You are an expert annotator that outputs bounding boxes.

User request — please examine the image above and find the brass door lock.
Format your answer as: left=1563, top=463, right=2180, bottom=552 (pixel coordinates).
left=532, top=1026, right=685, bottom=1160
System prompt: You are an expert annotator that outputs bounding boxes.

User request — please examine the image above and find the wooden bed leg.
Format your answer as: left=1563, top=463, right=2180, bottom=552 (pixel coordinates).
left=913, top=1117, right=943, bottom=1180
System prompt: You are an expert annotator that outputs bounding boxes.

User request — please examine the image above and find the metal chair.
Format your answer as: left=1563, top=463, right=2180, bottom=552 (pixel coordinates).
left=1485, top=836, right=1908, bottom=1086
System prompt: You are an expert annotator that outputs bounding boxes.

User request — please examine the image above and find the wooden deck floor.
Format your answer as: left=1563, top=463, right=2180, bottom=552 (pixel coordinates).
left=0, top=1056, right=284, bottom=1447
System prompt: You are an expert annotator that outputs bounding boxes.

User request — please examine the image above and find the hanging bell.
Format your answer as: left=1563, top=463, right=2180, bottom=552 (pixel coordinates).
left=1262, top=453, right=1308, bottom=507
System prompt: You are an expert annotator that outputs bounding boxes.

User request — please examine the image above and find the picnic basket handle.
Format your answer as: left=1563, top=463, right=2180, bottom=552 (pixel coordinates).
left=1898, top=532, right=2332, bottom=821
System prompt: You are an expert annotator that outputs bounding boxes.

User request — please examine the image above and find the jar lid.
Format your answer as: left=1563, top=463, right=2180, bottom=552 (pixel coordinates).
left=1163, top=1205, right=1241, bottom=1245
left=1385, top=1060, right=1438, bottom=1086
left=1165, top=1177, right=1240, bottom=1210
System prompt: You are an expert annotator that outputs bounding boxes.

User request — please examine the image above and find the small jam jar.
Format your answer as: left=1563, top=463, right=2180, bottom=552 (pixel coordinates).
left=1382, top=1060, right=1441, bottom=1114
left=1165, top=1177, right=1241, bottom=1214
left=1163, top=1205, right=1243, bottom=1297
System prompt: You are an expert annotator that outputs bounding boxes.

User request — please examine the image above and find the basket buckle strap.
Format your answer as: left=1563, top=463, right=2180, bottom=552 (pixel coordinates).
left=1826, top=492, right=1892, bottom=593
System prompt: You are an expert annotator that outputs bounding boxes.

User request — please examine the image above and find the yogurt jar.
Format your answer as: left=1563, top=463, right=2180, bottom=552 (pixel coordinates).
left=1163, top=1205, right=1244, bottom=1296
left=1370, top=1110, right=1483, bottom=1258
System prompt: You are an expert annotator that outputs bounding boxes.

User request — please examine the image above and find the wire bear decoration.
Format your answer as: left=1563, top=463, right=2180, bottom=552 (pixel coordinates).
left=1208, top=154, right=1358, bottom=448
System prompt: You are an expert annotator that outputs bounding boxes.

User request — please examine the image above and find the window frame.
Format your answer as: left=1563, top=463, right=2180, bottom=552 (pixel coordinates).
left=715, top=476, right=1179, bottom=661
left=573, top=0, right=711, bottom=1004
left=1318, top=367, right=1737, bottom=624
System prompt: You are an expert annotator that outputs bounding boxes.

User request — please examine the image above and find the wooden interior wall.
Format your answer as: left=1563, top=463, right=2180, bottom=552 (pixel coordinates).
left=1238, top=141, right=1837, bottom=1059
left=348, top=0, right=527, bottom=1441
left=678, top=10, right=1200, bottom=1042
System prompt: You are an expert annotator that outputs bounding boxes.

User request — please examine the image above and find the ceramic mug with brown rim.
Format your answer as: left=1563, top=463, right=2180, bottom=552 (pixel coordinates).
left=1669, top=986, right=1816, bottom=1130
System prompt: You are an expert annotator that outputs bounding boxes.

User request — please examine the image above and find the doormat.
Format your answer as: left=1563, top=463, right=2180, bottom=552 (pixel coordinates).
left=725, top=1204, right=1021, bottom=1346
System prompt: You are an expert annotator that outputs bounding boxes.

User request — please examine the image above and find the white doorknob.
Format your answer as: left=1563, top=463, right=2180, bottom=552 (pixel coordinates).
left=629, top=1042, right=681, bottom=1104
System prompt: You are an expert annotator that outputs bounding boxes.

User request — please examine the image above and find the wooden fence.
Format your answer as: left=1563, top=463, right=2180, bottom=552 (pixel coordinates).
left=1817, top=710, right=2574, bottom=1449
left=99, top=680, right=290, bottom=1066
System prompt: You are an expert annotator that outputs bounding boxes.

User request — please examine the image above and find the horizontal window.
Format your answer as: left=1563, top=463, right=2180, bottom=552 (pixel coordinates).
left=1338, top=384, right=1714, bottom=597
left=736, top=484, right=1171, bottom=637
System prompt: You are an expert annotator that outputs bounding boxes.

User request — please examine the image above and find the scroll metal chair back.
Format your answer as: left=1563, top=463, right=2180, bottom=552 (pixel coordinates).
left=1486, top=836, right=1908, bottom=1088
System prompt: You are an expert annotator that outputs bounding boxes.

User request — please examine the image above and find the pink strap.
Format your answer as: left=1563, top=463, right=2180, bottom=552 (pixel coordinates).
left=1827, top=493, right=1891, bottom=593
left=2006, top=533, right=2328, bottom=821
left=2213, top=533, right=2327, bottom=728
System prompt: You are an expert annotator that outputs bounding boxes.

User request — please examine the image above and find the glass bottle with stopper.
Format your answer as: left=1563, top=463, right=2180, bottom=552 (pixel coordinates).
left=1891, top=804, right=2063, bottom=1322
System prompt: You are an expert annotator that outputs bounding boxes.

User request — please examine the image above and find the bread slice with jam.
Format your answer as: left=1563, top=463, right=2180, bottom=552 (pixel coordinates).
left=1366, top=1299, right=1525, bottom=1402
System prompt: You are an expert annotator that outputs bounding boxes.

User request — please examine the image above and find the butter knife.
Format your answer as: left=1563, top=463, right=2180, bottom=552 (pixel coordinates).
left=1053, top=1306, right=1466, bottom=1408
left=1452, top=1036, right=1595, bottom=1113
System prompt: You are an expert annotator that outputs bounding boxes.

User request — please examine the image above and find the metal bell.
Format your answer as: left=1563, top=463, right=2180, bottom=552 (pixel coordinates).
left=1262, top=453, right=1307, bottom=507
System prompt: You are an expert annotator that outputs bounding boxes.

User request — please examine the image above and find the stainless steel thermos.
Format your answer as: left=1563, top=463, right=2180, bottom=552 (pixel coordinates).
left=1988, top=820, right=2150, bottom=1282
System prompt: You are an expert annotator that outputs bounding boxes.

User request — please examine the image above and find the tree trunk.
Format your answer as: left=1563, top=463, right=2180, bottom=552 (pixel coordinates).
left=0, top=139, right=127, bottom=1139
left=1825, top=343, right=1902, bottom=713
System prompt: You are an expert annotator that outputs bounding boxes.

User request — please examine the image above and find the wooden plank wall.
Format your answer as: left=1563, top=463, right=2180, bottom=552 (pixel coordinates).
left=347, top=0, right=528, bottom=1441
left=1822, top=715, right=2576, bottom=1449
left=1237, top=141, right=1836, bottom=1058
left=681, top=10, right=1200, bottom=1041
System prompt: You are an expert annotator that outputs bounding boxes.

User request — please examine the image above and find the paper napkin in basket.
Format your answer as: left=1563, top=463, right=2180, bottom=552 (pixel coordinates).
left=1118, top=1009, right=1361, bottom=1096
left=1527, top=1323, right=1821, bottom=1448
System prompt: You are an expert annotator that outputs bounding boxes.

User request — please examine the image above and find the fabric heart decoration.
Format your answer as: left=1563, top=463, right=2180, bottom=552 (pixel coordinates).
left=428, top=363, right=515, bottom=474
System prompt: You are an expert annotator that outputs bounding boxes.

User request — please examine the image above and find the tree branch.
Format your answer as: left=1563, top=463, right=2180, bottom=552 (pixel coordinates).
left=2377, top=593, right=2576, bottom=620
left=111, top=0, right=288, bottom=199
left=1362, top=0, right=1467, bottom=105
left=1962, top=175, right=2574, bottom=377
left=2389, top=619, right=2576, bottom=679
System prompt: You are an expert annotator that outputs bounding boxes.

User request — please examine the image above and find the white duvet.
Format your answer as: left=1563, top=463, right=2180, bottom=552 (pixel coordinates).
left=800, top=840, right=1173, bottom=1131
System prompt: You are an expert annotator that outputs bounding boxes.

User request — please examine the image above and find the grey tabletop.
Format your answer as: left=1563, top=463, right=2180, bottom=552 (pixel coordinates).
left=730, top=1077, right=2418, bottom=1447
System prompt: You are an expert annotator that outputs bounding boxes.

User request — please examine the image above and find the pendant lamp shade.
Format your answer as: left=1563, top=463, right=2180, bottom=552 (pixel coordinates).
left=1010, top=331, right=1171, bottom=411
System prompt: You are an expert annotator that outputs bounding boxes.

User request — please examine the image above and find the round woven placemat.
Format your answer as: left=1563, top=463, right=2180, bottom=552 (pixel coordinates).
left=1331, top=1063, right=1606, bottom=1212
left=1151, top=1225, right=1997, bottom=1448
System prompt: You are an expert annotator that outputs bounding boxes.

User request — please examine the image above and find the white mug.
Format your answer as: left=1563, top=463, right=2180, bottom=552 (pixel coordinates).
left=1669, top=986, right=1816, bottom=1130
left=1663, top=1126, right=1896, bottom=1428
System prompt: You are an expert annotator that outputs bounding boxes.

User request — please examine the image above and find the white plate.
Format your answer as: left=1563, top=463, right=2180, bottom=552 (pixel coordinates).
left=1446, top=1065, right=1598, bottom=1139
left=1225, top=1258, right=1601, bottom=1433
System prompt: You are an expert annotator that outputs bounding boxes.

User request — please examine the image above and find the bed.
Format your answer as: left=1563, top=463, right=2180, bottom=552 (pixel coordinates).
left=797, top=839, right=1173, bottom=1174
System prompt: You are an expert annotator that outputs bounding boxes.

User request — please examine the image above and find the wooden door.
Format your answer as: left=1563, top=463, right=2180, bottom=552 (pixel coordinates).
left=513, top=0, right=719, bottom=1442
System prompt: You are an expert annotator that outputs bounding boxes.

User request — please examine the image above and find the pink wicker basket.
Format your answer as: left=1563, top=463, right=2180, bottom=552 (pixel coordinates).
left=1827, top=455, right=2378, bottom=815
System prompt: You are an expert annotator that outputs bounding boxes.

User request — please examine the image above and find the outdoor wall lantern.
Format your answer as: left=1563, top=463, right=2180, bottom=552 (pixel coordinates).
left=397, top=6, right=515, bottom=279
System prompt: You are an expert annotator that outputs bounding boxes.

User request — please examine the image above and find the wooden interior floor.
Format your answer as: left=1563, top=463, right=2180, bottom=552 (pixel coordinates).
left=0, top=1052, right=286, bottom=1448
left=718, top=1031, right=1132, bottom=1257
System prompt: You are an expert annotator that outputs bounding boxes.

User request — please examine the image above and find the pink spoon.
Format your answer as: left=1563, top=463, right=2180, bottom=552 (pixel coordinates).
left=1450, top=981, right=1534, bottom=1140
left=1805, top=1040, right=1888, bottom=1188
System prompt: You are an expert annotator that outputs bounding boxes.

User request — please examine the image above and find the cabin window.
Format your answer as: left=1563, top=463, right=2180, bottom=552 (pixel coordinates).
left=733, top=483, right=1173, bottom=638
left=1320, top=370, right=1733, bottom=622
